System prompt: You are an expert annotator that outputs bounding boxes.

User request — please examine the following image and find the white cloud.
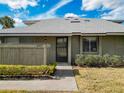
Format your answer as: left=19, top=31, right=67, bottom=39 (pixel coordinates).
left=82, top=0, right=102, bottom=10
left=82, top=0, right=124, bottom=11
left=31, top=0, right=73, bottom=20
left=0, top=17, right=26, bottom=28
left=14, top=18, right=27, bottom=27
left=13, top=9, right=30, bottom=19
left=64, top=13, right=79, bottom=18
left=82, top=0, right=124, bottom=20
left=46, top=0, right=73, bottom=15
left=81, top=14, right=87, bottom=17
left=102, top=7, right=124, bottom=20
left=0, top=0, right=38, bottom=9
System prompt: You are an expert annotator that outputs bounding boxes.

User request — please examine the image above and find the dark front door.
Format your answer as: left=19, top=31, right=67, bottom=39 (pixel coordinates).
left=56, top=37, right=68, bottom=62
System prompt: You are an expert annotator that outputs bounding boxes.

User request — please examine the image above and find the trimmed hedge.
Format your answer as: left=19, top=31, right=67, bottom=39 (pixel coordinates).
left=0, top=64, right=56, bottom=76
left=75, top=54, right=124, bottom=67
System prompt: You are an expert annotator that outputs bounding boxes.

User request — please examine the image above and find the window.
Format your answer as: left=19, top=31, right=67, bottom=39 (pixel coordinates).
left=83, top=37, right=98, bottom=52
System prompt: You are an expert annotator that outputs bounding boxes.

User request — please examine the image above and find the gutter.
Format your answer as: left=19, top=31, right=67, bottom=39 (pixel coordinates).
left=0, top=32, right=124, bottom=36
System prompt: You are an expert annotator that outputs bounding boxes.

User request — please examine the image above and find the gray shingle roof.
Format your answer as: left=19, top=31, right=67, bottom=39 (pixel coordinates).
left=0, top=18, right=124, bottom=36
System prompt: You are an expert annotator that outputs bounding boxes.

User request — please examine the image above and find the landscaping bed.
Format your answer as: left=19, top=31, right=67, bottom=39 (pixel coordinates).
left=75, top=54, right=124, bottom=67
left=0, top=64, right=56, bottom=80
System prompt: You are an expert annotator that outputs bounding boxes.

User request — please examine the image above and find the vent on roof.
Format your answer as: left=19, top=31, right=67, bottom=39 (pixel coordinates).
left=84, top=19, right=90, bottom=22
left=74, top=18, right=79, bottom=20
left=65, top=18, right=70, bottom=20
left=66, top=17, right=74, bottom=19
left=71, top=20, right=80, bottom=23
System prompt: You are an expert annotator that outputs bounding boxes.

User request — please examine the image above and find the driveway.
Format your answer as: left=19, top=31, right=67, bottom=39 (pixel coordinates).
left=0, top=63, right=78, bottom=92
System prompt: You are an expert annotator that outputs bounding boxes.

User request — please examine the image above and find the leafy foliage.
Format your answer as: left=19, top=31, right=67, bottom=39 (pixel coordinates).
left=0, top=65, right=56, bottom=76
left=75, top=54, right=124, bottom=67
left=0, top=16, right=15, bottom=29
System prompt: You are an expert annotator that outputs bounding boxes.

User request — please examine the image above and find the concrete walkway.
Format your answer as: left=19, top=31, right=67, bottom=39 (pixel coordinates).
left=0, top=63, right=78, bottom=91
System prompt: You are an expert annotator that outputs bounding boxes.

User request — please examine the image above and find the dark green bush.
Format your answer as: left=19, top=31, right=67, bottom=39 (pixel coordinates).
left=109, top=55, right=124, bottom=67
left=75, top=54, right=124, bottom=67
left=0, top=65, right=56, bottom=76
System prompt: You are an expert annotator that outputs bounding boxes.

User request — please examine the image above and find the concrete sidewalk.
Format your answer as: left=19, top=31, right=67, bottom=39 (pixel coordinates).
left=0, top=63, right=78, bottom=91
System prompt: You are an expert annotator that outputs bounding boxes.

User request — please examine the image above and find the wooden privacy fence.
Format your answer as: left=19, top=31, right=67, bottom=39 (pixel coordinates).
left=0, top=44, right=49, bottom=65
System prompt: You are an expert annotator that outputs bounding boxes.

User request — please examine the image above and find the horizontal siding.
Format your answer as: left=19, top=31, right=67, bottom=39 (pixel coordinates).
left=71, top=36, right=80, bottom=63
left=0, top=45, right=45, bottom=65
left=0, top=36, right=57, bottom=64
left=101, top=36, right=124, bottom=56
left=46, top=37, right=56, bottom=63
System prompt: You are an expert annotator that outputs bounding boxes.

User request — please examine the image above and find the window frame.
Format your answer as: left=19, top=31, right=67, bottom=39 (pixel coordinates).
left=82, top=36, right=99, bottom=53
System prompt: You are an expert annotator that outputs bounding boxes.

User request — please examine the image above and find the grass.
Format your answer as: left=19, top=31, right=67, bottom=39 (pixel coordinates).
left=0, top=90, right=70, bottom=93
left=74, top=67, right=124, bottom=93
left=0, top=67, right=124, bottom=93
left=0, top=90, right=26, bottom=93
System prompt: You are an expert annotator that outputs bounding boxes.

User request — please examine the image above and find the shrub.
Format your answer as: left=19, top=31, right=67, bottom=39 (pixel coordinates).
left=0, top=64, right=56, bottom=76
left=75, top=54, right=85, bottom=66
left=102, top=54, right=111, bottom=66
left=75, top=54, right=124, bottom=67
left=109, top=55, right=124, bottom=67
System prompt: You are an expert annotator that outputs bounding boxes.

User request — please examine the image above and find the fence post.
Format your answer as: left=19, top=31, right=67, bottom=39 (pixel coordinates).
left=43, top=44, right=47, bottom=65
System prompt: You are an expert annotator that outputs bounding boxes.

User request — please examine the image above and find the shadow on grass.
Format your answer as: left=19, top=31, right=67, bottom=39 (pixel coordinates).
left=73, top=69, right=80, bottom=76
left=54, top=69, right=75, bottom=78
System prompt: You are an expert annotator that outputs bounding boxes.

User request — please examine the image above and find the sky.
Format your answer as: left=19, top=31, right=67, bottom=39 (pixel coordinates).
left=0, top=0, right=124, bottom=27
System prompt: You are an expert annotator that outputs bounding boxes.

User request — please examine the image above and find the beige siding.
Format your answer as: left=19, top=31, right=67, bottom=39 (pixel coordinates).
left=46, top=37, right=56, bottom=63
left=1, top=36, right=124, bottom=65
left=0, top=37, right=56, bottom=64
left=5, top=37, right=19, bottom=44
left=0, top=45, right=45, bottom=65
left=101, top=36, right=124, bottom=56
left=71, top=36, right=124, bottom=64
left=71, top=36, right=80, bottom=63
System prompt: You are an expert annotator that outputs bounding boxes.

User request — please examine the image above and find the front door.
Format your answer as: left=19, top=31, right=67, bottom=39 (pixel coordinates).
left=56, top=37, right=68, bottom=62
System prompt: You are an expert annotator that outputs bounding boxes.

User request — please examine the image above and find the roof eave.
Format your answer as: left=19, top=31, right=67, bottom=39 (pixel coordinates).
left=0, top=33, right=72, bottom=36
left=0, top=32, right=124, bottom=36
left=106, top=32, right=124, bottom=35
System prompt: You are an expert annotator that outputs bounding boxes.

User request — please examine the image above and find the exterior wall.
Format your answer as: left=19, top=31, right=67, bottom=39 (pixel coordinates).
left=1, top=35, right=124, bottom=65
left=0, top=36, right=56, bottom=65
left=0, top=45, right=45, bottom=65
left=101, top=36, right=124, bottom=56
left=46, top=37, right=56, bottom=63
left=79, top=36, right=124, bottom=56
left=71, top=36, right=80, bottom=64
left=5, top=37, right=19, bottom=44
left=0, top=36, right=80, bottom=64
left=71, top=36, right=124, bottom=64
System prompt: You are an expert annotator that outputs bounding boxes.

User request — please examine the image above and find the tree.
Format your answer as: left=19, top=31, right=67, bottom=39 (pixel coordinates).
left=0, top=16, right=15, bottom=29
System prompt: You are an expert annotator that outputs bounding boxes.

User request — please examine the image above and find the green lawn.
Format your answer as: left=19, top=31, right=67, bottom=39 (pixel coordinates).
left=74, top=67, right=124, bottom=93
